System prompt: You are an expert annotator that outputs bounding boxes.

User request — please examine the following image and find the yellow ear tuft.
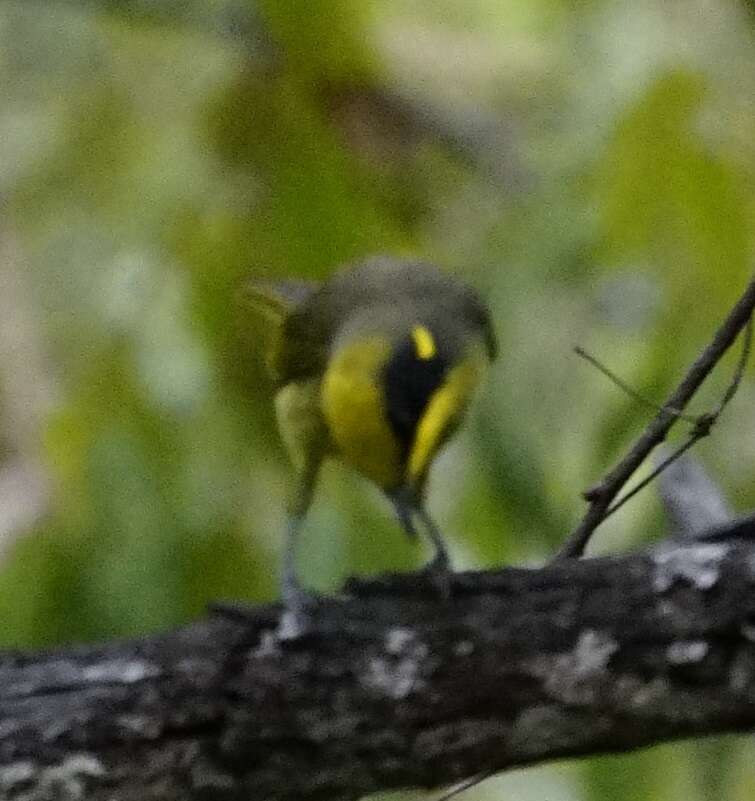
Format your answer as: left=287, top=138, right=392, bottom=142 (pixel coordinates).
left=411, top=325, right=436, bottom=360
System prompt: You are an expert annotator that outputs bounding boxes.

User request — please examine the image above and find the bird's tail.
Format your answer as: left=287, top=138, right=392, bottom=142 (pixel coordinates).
left=241, top=278, right=319, bottom=323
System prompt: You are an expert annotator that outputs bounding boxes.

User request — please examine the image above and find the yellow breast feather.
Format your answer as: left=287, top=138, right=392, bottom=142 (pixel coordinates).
left=408, top=343, right=487, bottom=487
left=321, top=337, right=404, bottom=490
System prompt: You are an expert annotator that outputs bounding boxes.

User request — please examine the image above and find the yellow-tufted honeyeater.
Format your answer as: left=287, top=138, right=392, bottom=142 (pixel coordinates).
left=246, top=255, right=497, bottom=605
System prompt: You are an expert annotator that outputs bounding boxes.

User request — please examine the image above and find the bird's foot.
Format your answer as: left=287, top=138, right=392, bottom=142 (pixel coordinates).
left=278, top=580, right=321, bottom=640
left=418, top=552, right=454, bottom=600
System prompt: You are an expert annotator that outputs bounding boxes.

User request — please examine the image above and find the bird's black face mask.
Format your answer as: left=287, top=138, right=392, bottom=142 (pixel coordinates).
left=383, top=325, right=449, bottom=459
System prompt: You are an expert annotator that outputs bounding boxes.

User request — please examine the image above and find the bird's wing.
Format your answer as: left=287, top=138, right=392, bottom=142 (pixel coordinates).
left=241, top=277, right=325, bottom=384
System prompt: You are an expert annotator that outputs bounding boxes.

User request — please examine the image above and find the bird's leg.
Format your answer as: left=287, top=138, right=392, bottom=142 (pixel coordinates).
left=277, top=462, right=322, bottom=638
left=415, top=505, right=452, bottom=573
left=414, top=505, right=453, bottom=599
left=390, top=487, right=453, bottom=597
left=391, top=489, right=420, bottom=540
left=276, top=513, right=318, bottom=639
left=210, top=512, right=314, bottom=637
left=280, top=514, right=308, bottom=606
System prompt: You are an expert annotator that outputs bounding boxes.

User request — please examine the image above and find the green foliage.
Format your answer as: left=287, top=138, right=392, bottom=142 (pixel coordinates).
left=595, top=69, right=749, bottom=315
left=1, top=0, right=754, bottom=799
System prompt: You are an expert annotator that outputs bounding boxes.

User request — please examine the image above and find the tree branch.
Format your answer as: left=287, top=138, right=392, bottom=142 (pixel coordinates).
left=556, top=276, right=755, bottom=560
left=3, top=521, right=755, bottom=800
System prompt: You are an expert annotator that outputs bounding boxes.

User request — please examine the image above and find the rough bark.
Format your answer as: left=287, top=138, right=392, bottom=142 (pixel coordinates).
left=2, top=529, right=755, bottom=801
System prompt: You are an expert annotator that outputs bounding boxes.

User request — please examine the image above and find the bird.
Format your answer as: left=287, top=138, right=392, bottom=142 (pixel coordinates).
left=245, top=255, right=497, bottom=607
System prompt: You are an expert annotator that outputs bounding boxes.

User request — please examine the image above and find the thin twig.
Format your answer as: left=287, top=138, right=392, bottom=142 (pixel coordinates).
left=603, top=315, right=753, bottom=522
left=715, top=313, right=752, bottom=413
left=554, top=277, right=755, bottom=561
left=604, top=436, right=701, bottom=519
left=574, top=346, right=698, bottom=424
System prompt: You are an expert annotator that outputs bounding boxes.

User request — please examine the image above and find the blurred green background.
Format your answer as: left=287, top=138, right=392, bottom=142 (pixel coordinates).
left=1, top=1, right=754, bottom=799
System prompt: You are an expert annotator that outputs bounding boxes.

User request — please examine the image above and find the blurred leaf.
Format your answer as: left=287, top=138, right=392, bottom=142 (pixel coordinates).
left=595, top=70, right=749, bottom=319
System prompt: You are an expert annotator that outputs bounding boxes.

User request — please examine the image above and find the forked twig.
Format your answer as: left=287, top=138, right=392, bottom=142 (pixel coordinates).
left=554, top=277, right=755, bottom=561
left=603, top=435, right=701, bottom=519
left=604, top=316, right=751, bottom=521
